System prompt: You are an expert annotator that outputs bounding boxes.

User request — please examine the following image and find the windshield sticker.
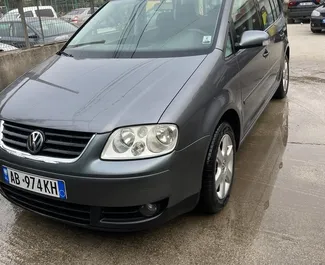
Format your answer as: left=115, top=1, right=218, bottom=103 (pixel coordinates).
left=202, top=36, right=212, bottom=45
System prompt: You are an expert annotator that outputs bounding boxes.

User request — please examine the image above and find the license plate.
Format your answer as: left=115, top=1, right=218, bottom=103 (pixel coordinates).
left=2, top=166, right=67, bottom=199
left=299, top=2, right=313, bottom=5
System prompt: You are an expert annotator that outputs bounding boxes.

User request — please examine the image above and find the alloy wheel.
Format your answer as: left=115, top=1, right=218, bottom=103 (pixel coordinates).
left=215, top=134, right=234, bottom=200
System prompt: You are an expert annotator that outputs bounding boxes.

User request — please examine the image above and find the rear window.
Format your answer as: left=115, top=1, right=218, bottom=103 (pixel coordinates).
left=24, top=11, right=33, bottom=17
left=35, top=9, right=55, bottom=17
left=87, top=7, right=99, bottom=14
left=30, top=19, right=77, bottom=37
left=66, top=9, right=87, bottom=15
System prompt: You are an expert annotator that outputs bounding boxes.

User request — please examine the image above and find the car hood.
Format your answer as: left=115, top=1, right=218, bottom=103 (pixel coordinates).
left=0, top=54, right=205, bottom=133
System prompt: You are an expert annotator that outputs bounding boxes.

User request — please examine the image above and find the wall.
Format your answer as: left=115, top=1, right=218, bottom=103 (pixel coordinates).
left=0, top=43, right=64, bottom=91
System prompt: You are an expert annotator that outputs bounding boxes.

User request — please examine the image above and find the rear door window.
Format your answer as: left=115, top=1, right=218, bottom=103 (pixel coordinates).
left=35, top=9, right=55, bottom=17
left=232, top=0, right=263, bottom=42
left=12, top=22, right=33, bottom=37
left=24, top=11, right=33, bottom=17
left=256, top=0, right=275, bottom=29
left=270, top=0, right=281, bottom=18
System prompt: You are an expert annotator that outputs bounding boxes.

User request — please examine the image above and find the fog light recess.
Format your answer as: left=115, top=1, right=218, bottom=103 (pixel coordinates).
left=139, top=203, right=158, bottom=217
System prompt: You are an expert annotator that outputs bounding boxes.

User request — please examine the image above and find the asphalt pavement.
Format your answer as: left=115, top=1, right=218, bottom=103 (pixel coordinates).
left=1, top=24, right=325, bottom=265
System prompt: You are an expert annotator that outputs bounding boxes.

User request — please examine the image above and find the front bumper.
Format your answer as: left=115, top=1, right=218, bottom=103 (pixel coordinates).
left=0, top=134, right=210, bottom=231
left=311, top=17, right=325, bottom=30
left=287, top=7, right=315, bottom=19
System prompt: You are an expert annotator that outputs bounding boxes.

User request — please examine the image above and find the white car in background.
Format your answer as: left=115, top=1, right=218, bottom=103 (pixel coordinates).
left=0, top=43, right=18, bottom=52
left=1, top=6, right=57, bottom=20
left=61, top=7, right=99, bottom=27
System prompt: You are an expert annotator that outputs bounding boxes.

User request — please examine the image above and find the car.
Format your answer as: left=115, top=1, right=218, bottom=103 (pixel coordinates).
left=0, top=6, right=58, bottom=21
left=310, top=2, right=325, bottom=32
left=61, top=7, right=99, bottom=27
left=0, top=0, right=289, bottom=232
left=0, top=17, right=78, bottom=48
left=287, top=0, right=323, bottom=23
left=0, top=42, right=18, bottom=52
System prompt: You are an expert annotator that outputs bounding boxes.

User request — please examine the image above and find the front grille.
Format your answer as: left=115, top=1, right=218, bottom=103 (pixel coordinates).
left=1, top=121, right=93, bottom=159
left=0, top=183, right=91, bottom=225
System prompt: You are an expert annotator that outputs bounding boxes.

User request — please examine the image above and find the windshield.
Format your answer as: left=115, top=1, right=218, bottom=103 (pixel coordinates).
left=65, top=0, right=223, bottom=58
left=30, top=19, right=77, bottom=37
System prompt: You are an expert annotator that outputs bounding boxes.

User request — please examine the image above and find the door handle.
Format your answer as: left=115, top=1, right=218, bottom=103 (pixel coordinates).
left=263, top=49, right=269, bottom=58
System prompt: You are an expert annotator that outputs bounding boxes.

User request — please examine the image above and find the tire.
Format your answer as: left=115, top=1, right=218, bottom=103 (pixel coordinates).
left=198, top=122, right=236, bottom=214
left=311, top=29, right=322, bottom=34
left=274, top=55, right=289, bottom=99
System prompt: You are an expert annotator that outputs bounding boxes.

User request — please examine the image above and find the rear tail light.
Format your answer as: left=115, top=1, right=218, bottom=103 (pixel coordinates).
left=289, top=0, right=296, bottom=6
left=71, top=16, right=78, bottom=23
left=315, top=0, right=321, bottom=3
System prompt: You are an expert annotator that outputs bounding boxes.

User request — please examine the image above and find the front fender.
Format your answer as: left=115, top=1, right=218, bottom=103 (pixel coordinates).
left=159, top=50, right=242, bottom=151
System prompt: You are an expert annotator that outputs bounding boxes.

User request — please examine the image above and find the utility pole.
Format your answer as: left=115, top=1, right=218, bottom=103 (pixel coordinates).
left=90, top=0, right=95, bottom=14
left=4, top=0, right=9, bottom=12
left=16, top=0, right=30, bottom=49
left=36, top=0, right=45, bottom=43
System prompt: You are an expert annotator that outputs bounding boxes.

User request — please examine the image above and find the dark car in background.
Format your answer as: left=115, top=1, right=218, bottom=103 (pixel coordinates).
left=0, top=0, right=289, bottom=232
left=287, top=0, right=323, bottom=23
left=0, top=17, right=77, bottom=48
left=310, top=2, right=325, bottom=32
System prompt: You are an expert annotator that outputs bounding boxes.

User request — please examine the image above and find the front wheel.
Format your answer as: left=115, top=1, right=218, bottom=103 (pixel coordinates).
left=274, top=55, right=289, bottom=99
left=198, top=122, right=236, bottom=214
left=311, top=29, right=322, bottom=34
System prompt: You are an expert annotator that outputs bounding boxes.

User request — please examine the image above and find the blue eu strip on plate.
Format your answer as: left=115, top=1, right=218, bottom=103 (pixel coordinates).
left=2, top=166, right=9, bottom=183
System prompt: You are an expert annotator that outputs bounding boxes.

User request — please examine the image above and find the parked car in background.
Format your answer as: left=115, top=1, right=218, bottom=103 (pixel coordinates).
left=0, top=17, right=77, bottom=48
left=0, top=42, right=18, bottom=52
left=287, top=0, right=323, bottom=23
left=310, top=2, right=325, bottom=32
left=61, top=7, right=99, bottom=27
left=1, top=6, right=57, bottom=21
left=0, top=0, right=289, bottom=231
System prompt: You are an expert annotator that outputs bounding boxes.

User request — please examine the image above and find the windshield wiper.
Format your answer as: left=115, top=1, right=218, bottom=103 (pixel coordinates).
left=69, top=40, right=106, bottom=48
left=57, top=50, right=73, bottom=57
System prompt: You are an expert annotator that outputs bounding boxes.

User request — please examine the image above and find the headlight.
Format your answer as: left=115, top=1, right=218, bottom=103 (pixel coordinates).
left=311, top=10, right=321, bottom=17
left=101, top=124, right=178, bottom=160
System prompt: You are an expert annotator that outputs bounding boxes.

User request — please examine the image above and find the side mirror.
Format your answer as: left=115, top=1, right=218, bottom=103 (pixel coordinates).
left=237, top=30, right=270, bottom=50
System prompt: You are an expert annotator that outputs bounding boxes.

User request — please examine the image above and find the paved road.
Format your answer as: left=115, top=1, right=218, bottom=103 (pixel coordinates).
left=1, top=24, right=325, bottom=265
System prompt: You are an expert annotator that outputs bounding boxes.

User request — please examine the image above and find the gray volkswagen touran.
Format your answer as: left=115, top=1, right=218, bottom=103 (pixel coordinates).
left=0, top=0, right=289, bottom=231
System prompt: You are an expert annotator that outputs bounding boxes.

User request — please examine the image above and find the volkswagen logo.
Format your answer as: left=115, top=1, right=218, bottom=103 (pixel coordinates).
left=27, top=131, right=45, bottom=155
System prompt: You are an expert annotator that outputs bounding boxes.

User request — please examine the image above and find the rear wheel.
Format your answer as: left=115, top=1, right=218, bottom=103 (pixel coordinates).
left=274, top=55, right=289, bottom=99
left=311, top=29, right=322, bottom=33
left=198, top=122, right=236, bottom=214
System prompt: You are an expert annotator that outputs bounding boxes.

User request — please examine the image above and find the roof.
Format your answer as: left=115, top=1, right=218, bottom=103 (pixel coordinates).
left=7, top=6, right=55, bottom=13
left=0, top=17, right=63, bottom=23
